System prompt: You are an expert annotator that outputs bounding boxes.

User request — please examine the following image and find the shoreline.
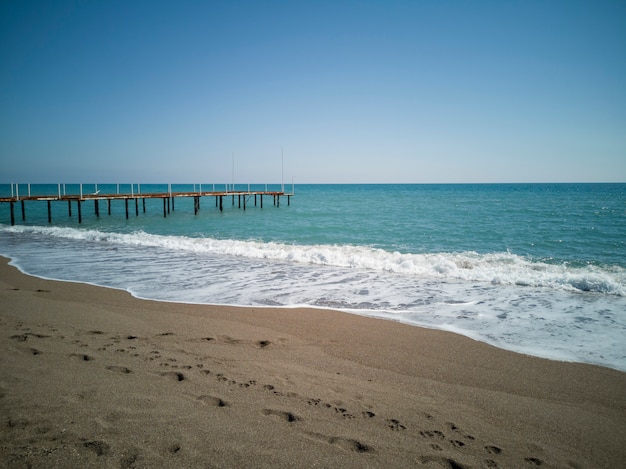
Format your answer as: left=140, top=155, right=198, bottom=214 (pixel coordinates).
left=4, top=252, right=624, bottom=374
left=1, top=256, right=625, bottom=467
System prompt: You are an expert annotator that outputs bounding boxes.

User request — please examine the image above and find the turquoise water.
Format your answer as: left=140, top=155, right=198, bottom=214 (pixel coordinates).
left=1, top=183, right=625, bottom=370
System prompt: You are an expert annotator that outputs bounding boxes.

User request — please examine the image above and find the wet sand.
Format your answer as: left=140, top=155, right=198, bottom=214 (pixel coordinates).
left=1, top=257, right=625, bottom=468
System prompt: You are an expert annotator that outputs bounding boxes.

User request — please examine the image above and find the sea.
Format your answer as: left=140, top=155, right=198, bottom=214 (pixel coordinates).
left=1, top=183, right=625, bottom=372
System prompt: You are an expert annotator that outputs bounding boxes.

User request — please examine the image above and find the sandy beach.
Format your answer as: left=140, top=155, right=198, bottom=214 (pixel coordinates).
left=1, top=256, right=624, bottom=468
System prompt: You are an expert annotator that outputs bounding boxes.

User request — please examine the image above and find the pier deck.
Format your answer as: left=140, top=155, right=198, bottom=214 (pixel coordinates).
left=1, top=186, right=292, bottom=225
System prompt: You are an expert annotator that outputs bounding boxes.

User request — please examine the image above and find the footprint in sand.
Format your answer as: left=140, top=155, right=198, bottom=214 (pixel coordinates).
left=83, top=440, right=110, bottom=456
left=69, top=353, right=94, bottom=361
left=386, top=418, right=407, bottom=431
left=485, top=445, right=502, bottom=455
left=105, top=365, right=132, bottom=374
left=262, top=409, right=301, bottom=423
left=305, top=432, right=373, bottom=453
left=160, top=371, right=185, bottom=382
left=197, top=395, right=229, bottom=407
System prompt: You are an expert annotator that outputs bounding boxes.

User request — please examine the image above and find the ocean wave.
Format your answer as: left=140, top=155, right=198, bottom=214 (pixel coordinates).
left=4, top=224, right=625, bottom=296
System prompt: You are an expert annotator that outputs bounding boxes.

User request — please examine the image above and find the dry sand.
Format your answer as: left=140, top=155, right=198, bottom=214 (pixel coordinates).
left=1, top=256, right=625, bottom=468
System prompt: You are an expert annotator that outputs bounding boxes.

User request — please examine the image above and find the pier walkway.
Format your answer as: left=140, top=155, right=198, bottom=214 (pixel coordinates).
left=1, top=184, right=292, bottom=225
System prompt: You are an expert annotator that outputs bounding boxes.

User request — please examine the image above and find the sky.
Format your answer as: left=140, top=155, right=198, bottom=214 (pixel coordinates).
left=1, top=0, right=625, bottom=184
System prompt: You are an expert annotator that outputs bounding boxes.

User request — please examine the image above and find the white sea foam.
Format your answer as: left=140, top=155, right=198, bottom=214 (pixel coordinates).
left=5, top=224, right=625, bottom=296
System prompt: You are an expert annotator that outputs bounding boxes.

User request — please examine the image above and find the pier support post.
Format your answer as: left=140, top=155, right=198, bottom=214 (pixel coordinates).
left=125, top=199, right=129, bottom=219
left=260, top=194, right=263, bottom=208
left=78, top=200, right=82, bottom=224
left=232, top=195, right=235, bottom=206
left=163, top=197, right=167, bottom=217
left=219, top=196, right=223, bottom=212
left=21, top=200, right=25, bottom=221
left=135, top=198, right=139, bottom=216
left=288, top=195, right=290, bottom=206
left=277, top=195, right=280, bottom=207
left=108, top=199, right=111, bottom=215
left=10, top=201, right=15, bottom=226
left=243, top=195, right=246, bottom=211
left=238, top=194, right=241, bottom=209
left=68, top=200, right=72, bottom=217
left=47, top=201, right=52, bottom=223
left=194, top=196, right=198, bottom=215
left=167, top=197, right=170, bottom=214
left=143, top=198, right=146, bottom=213
left=255, top=194, right=257, bottom=206
left=95, top=199, right=99, bottom=218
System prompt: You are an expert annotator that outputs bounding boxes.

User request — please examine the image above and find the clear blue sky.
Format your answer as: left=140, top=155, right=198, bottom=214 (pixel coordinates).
left=1, top=0, right=625, bottom=183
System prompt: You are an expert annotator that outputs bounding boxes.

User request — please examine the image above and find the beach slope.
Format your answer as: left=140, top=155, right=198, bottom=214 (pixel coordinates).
left=1, top=257, right=624, bottom=468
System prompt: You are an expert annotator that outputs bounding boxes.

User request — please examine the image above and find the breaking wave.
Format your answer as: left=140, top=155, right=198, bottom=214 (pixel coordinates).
left=4, top=224, right=625, bottom=296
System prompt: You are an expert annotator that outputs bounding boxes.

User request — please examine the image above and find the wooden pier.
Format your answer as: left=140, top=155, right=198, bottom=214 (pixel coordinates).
left=1, top=184, right=292, bottom=226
